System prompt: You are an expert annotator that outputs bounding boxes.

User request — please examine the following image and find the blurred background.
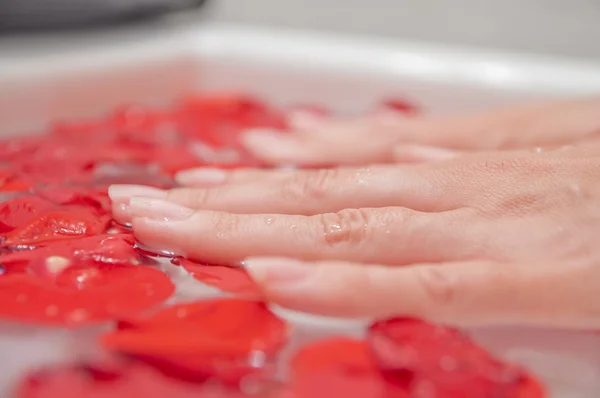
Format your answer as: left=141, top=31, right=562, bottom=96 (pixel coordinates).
left=209, top=0, right=600, bottom=60
left=1, top=0, right=600, bottom=60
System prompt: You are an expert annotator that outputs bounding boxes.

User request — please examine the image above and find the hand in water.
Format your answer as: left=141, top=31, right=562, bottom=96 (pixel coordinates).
left=235, top=98, right=600, bottom=167
left=109, top=143, right=600, bottom=329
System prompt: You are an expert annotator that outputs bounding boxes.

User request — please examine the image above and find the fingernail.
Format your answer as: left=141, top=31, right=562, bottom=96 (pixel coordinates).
left=129, top=197, right=194, bottom=221
left=113, top=201, right=132, bottom=220
left=175, top=167, right=228, bottom=186
left=244, top=257, right=313, bottom=286
left=108, top=185, right=167, bottom=201
left=242, top=129, right=299, bottom=156
left=288, top=110, right=325, bottom=131
left=131, top=217, right=186, bottom=257
left=394, top=145, right=459, bottom=162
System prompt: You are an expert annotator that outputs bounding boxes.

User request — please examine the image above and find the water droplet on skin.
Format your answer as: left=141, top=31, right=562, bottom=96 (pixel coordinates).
left=355, top=167, right=373, bottom=186
left=45, top=305, right=59, bottom=317
left=265, top=217, right=273, bottom=226
left=532, top=147, right=544, bottom=154
left=328, top=224, right=342, bottom=233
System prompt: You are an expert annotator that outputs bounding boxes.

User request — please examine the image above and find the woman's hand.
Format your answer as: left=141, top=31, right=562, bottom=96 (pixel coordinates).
left=109, top=144, right=600, bottom=329
left=231, top=98, right=600, bottom=169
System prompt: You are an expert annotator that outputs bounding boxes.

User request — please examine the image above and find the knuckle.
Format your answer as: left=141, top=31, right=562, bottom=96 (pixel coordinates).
left=167, top=188, right=213, bottom=208
left=281, top=168, right=340, bottom=201
left=415, top=266, right=458, bottom=309
left=210, top=211, right=241, bottom=240
left=317, top=208, right=372, bottom=247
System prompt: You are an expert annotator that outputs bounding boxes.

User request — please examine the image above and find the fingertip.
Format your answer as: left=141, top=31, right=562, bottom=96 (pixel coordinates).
left=107, top=184, right=167, bottom=201
left=111, top=199, right=131, bottom=225
left=243, top=257, right=313, bottom=287
left=131, top=216, right=188, bottom=257
left=128, top=197, right=194, bottom=221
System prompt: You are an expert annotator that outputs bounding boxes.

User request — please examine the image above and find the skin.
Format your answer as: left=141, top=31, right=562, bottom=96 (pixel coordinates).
left=237, top=97, right=600, bottom=167
left=108, top=98, right=600, bottom=329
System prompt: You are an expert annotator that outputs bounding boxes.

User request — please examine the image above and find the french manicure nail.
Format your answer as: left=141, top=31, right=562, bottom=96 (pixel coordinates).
left=244, top=257, right=313, bottom=285
left=108, top=185, right=167, bottom=201
left=175, top=167, right=228, bottom=186
left=129, top=197, right=194, bottom=221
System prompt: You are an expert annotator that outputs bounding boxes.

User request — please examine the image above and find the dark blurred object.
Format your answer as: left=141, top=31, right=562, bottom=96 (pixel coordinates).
left=0, top=0, right=209, bottom=31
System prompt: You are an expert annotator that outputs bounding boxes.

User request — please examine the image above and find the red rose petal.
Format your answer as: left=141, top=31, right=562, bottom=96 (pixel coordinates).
left=177, top=258, right=261, bottom=298
left=17, top=360, right=252, bottom=398
left=367, top=318, right=546, bottom=398
left=2, top=207, right=111, bottom=247
left=0, top=234, right=138, bottom=274
left=0, top=264, right=174, bottom=326
left=101, top=299, right=288, bottom=383
left=290, top=337, right=405, bottom=398
left=36, top=188, right=111, bottom=214
left=0, top=178, right=33, bottom=193
left=0, top=195, right=56, bottom=233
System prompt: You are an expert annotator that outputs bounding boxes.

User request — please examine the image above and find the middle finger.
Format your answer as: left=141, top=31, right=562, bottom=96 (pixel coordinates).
left=111, top=165, right=461, bottom=223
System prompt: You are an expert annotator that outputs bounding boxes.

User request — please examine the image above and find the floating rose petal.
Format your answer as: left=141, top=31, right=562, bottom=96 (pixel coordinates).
left=176, top=259, right=261, bottom=298
left=0, top=234, right=138, bottom=275
left=290, top=337, right=404, bottom=398
left=0, top=264, right=174, bottom=326
left=0, top=196, right=56, bottom=233
left=16, top=359, right=253, bottom=398
left=367, top=318, right=546, bottom=398
left=2, top=207, right=111, bottom=247
left=101, top=299, right=288, bottom=383
left=36, top=188, right=111, bottom=214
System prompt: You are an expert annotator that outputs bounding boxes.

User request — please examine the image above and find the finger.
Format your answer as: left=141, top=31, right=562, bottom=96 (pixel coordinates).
left=111, top=165, right=462, bottom=223
left=392, top=144, right=461, bottom=163
left=244, top=257, right=600, bottom=329
left=242, top=131, right=404, bottom=166
left=129, top=202, right=473, bottom=266
left=174, top=167, right=294, bottom=187
left=422, top=97, right=600, bottom=150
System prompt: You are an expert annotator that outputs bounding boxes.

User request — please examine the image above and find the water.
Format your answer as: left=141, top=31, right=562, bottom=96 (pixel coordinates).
left=1, top=256, right=600, bottom=397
